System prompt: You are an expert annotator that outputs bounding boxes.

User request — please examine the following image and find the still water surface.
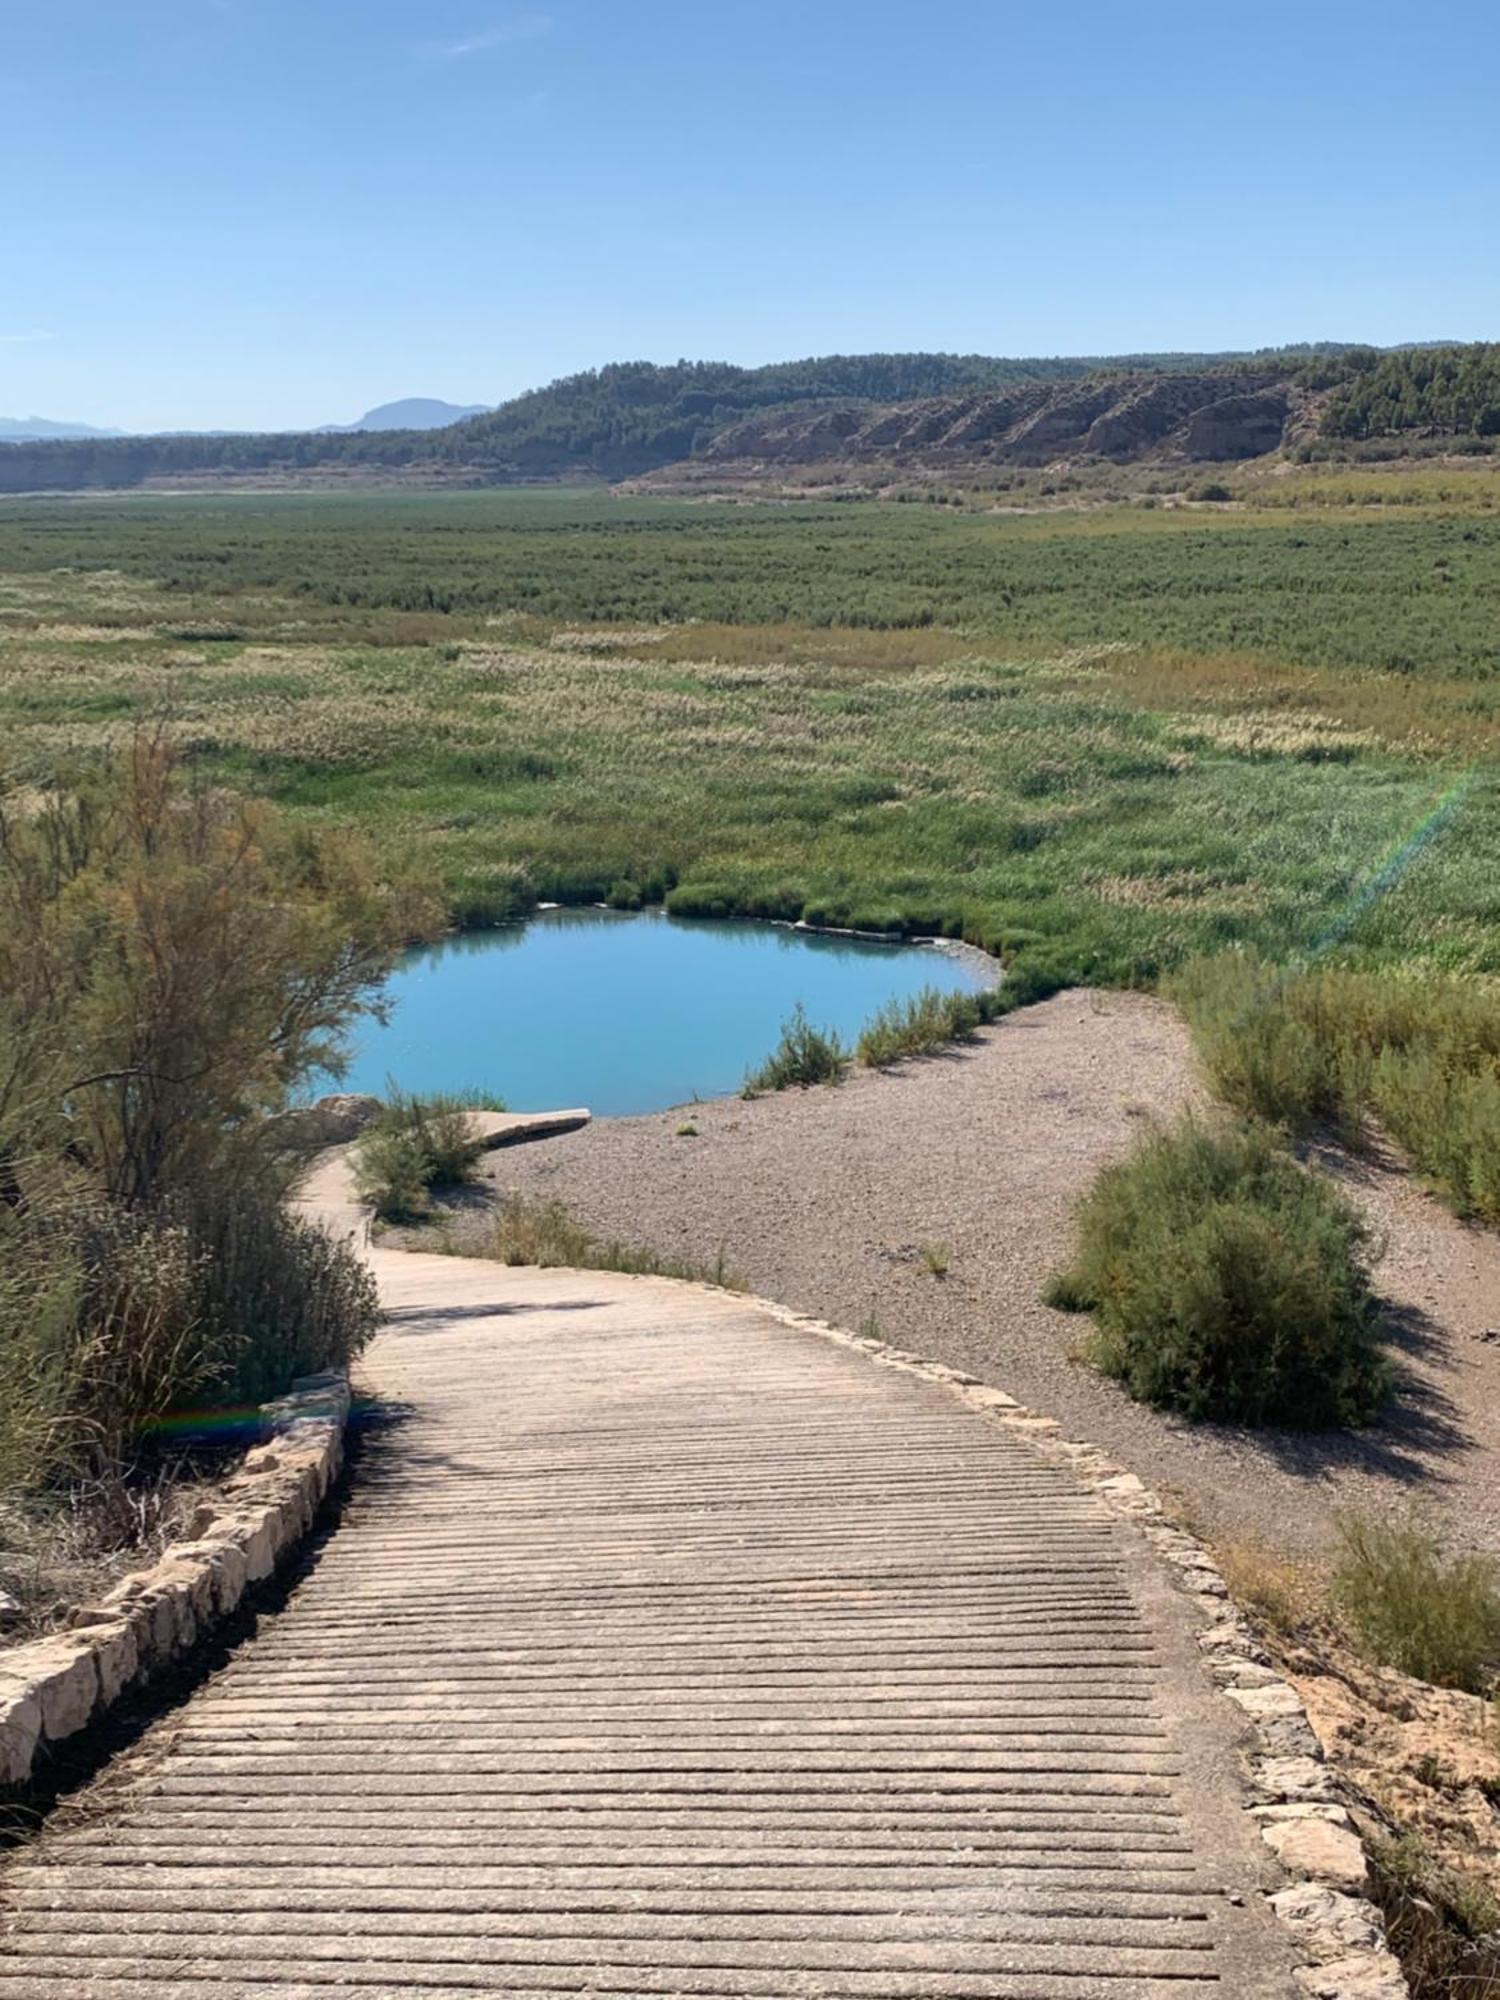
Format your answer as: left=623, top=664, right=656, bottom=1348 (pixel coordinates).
left=332, top=907, right=992, bottom=1116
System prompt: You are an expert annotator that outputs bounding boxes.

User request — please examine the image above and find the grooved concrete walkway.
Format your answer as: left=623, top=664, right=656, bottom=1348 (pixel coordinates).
left=1, top=1239, right=1296, bottom=1996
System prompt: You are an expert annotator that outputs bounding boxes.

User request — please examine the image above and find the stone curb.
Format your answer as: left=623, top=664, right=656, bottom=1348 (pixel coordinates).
left=731, top=1286, right=1410, bottom=2000
left=0, top=1370, right=350, bottom=1792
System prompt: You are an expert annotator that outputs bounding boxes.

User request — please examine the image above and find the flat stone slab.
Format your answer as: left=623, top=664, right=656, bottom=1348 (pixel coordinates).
left=466, top=1108, right=591, bottom=1148
left=0, top=1248, right=1299, bottom=1997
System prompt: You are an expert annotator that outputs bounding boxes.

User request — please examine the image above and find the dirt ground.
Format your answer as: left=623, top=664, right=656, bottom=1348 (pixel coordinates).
left=432, top=990, right=1500, bottom=1560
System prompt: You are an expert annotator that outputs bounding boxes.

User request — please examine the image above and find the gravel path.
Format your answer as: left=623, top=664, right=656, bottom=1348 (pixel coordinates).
left=448, top=992, right=1500, bottom=1558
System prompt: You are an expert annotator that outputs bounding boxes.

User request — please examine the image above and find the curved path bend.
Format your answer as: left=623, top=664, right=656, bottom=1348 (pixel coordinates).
left=1, top=1202, right=1296, bottom=1996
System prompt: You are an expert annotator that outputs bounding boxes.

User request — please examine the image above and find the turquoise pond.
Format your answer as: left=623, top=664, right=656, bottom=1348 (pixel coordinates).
left=328, top=908, right=993, bottom=1118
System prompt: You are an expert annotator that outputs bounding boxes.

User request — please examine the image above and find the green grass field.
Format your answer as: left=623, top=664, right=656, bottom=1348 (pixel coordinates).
left=0, top=487, right=1496, bottom=983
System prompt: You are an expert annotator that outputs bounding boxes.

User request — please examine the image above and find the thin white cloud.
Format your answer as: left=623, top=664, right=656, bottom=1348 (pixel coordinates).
left=0, top=330, right=56, bottom=345
left=424, top=13, right=552, bottom=60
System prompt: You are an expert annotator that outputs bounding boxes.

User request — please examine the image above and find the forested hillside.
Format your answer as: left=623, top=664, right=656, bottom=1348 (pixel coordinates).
left=0, top=342, right=1479, bottom=493
left=1320, top=343, right=1500, bottom=438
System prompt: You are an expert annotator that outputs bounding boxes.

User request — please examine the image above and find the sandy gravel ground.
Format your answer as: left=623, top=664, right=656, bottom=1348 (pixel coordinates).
left=435, top=992, right=1500, bottom=1558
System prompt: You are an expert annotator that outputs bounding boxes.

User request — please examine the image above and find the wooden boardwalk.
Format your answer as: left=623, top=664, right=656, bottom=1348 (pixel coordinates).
left=0, top=1244, right=1295, bottom=1996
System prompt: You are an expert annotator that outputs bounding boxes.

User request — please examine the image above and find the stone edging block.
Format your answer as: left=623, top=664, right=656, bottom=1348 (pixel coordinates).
left=0, top=1370, right=350, bottom=1791
left=733, top=1286, right=1412, bottom=1999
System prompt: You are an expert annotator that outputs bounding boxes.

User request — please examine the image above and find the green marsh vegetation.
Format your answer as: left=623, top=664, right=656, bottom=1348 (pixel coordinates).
left=855, top=985, right=990, bottom=1068
left=0, top=487, right=1495, bottom=990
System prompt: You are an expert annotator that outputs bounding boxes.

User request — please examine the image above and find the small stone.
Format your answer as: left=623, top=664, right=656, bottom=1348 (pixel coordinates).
left=89, top=1620, right=141, bottom=1706
left=1257, top=1718, right=1324, bottom=1761
left=1252, top=1755, right=1334, bottom=1803
left=1270, top=1881, right=1383, bottom=1957
left=1294, top=1950, right=1407, bottom=1999
left=965, top=1385, right=1020, bottom=1410
left=0, top=1680, right=42, bottom=1786
left=1253, top=1803, right=1351, bottom=1824
left=1226, top=1682, right=1305, bottom=1722
left=1213, top=1659, right=1284, bottom=1689
left=1262, top=1814, right=1369, bottom=1890
left=25, top=1636, right=101, bottom=1743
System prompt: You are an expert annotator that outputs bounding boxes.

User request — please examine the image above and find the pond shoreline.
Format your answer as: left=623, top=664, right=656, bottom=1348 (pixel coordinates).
left=525, top=898, right=1006, bottom=987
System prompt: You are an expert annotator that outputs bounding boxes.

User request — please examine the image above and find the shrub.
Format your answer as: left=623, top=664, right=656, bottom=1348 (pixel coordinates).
left=1333, top=1511, right=1500, bottom=1692
left=1052, top=1115, right=1388, bottom=1427
left=353, top=1124, right=431, bottom=1223
left=187, top=1184, right=379, bottom=1407
left=743, top=1003, right=848, bottom=1094
left=0, top=1206, right=207, bottom=1488
left=856, top=985, right=983, bottom=1067
left=1191, top=480, right=1233, bottom=502
left=355, top=1088, right=498, bottom=1221
left=0, top=1178, right=380, bottom=1488
left=0, top=735, right=402, bottom=1494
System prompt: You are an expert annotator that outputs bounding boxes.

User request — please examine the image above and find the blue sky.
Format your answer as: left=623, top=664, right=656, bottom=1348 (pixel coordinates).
left=5, top=0, right=1498, bottom=432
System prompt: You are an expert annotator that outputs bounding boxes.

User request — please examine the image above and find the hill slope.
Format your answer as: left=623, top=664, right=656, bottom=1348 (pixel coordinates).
left=687, top=372, right=1297, bottom=473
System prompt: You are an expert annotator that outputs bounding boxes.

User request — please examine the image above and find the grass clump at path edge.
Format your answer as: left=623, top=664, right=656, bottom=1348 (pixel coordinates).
left=1046, top=1115, right=1388, bottom=1427
left=477, top=1193, right=742, bottom=1291
left=1333, top=1511, right=1500, bottom=1693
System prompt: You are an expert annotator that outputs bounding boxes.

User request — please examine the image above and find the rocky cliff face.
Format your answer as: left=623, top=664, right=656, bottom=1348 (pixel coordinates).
left=694, top=371, right=1298, bottom=470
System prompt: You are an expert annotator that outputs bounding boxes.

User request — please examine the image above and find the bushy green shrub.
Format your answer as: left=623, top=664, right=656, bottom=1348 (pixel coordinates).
left=355, top=1088, right=499, bottom=1221
left=742, top=1003, right=848, bottom=1095
left=1170, top=952, right=1500, bottom=1220
left=1051, top=1115, right=1388, bottom=1427
left=1333, top=1511, right=1500, bottom=1691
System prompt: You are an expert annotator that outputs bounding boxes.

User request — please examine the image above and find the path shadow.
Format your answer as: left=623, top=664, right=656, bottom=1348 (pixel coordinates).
left=382, top=1296, right=609, bottom=1329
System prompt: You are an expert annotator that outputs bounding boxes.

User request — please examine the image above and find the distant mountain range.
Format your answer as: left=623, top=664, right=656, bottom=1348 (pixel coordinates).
left=319, top=398, right=491, bottom=432
left=0, top=415, right=124, bottom=441
left=0, top=344, right=1492, bottom=493
left=0, top=398, right=489, bottom=444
